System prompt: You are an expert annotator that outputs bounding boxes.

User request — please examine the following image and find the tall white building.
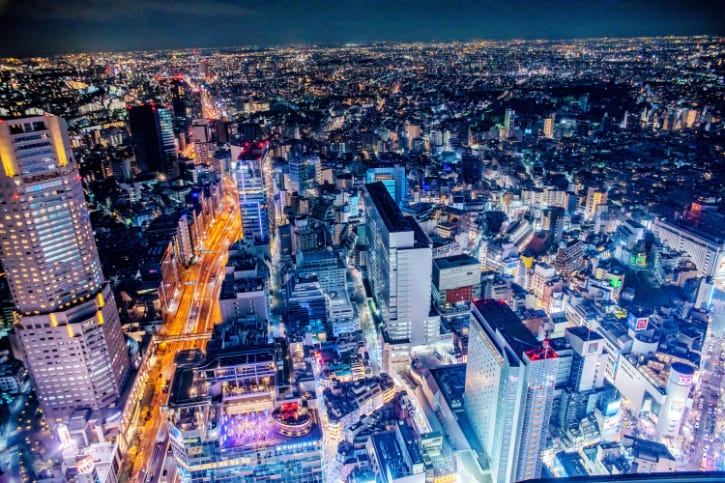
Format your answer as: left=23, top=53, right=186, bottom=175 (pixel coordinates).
left=652, top=209, right=725, bottom=281
left=0, top=115, right=129, bottom=415
left=655, top=362, right=694, bottom=440
left=465, top=299, right=558, bottom=483
left=363, top=182, right=433, bottom=346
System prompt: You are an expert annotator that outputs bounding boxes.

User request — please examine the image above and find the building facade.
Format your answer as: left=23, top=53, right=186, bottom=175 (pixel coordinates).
left=652, top=212, right=725, bottom=281
left=288, top=154, right=321, bottom=196
left=432, top=254, right=481, bottom=316
left=366, top=165, right=407, bottom=205
left=0, top=115, right=129, bottom=415
left=231, top=141, right=269, bottom=242
left=363, top=182, right=433, bottom=346
left=128, top=103, right=179, bottom=179
left=465, top=299, right=558, bottom=483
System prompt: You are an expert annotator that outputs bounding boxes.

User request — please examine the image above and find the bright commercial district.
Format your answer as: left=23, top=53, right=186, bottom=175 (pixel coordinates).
left=0, top=37, right=725, bottom=483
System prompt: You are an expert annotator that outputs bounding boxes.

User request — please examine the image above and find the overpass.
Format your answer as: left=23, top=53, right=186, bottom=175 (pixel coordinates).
left=152, top=331, right=212, bottom=344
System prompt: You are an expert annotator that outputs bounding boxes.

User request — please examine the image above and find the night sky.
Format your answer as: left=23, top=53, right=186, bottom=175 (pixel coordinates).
left=0, top=0, right=723, bottom=57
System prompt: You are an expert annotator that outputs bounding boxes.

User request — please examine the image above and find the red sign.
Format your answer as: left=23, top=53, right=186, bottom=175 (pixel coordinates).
left=678, top=374, right=692, bottom=385
left=446, top=286, right=473, bottom=305
left=280, top=402, right=298, bottom=412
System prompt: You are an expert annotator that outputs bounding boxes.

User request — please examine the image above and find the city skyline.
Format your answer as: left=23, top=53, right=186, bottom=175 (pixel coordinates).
left=0, top=32, right=723, bottom=483
left=0, top=0, right=723, bottom=57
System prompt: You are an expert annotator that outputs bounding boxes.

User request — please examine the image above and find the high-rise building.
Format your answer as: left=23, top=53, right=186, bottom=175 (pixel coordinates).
left=584, top=186, right=608, bottom=221
left=286, top=277, right=328, bottom=341
left=288, top=154, right=321, bottom=196
left=363, top=182, right=433, bottom=346
left=541, top=207, right=565, bottom=243
left=278, top=224, right=294, bottom=258
left=192, top=118, right=227, bottom=144
left=231, top=141, right=269, bottom=242
left=405, top=123, right=421, bottom=151
left=218, top=254, right=269, bottom=330
left=169, top=78, right=189, bottom=136
left=652, top=205, right=725, bottom=281
left=552, top=327, right=613, bottom=435
left=465, top=299, right=558, bottom=483
left=366, top=165, right=407, bottom=205
left=655, top=362, right=694, bottom=440
left=504, top=108, right=514, bottom=130
left=565, top=326, right=606, bottom=393
left=295, top=250, right=347, bottom=298
left=128, top=103, right=179, bottom=179
left=554, top=239, right=585, bottom=277
left=0, top=115, right=129, bottom=415
left=543, top=116, right=555, bottom=139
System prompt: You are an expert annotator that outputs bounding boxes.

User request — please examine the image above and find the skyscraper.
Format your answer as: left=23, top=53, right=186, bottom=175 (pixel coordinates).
left=0, top=115, right=129, bottom=415
left=169, top=78, right=190, bottom=136
left=504, top=108, right=514, bottom=131
left=288, top=154, right=321, bottom=196
left=366, top=165, right=406, bottom=205
left=465, top=299, right=558, bottom=483
left=584, top=186, right=608, bottom=221
left=543, top=116, right=555, bottom=139
left=363, top=182, right=433, bottom=346
left=128, top=103, right=179, bottom=179
left=231, top=141, right=269, bottom=241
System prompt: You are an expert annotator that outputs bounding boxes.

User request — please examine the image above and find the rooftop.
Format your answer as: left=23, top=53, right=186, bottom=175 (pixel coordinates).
left=219, top=399, right=322, bottom=450
left=556, top=452, right=590, bottom=478
left=434, top=253, right=481, bottom=270
left=366, top=182, right=415, bottom=233
left=472, top=299, right=542, bottom=361
left=397, top=420, right=424, bottom=468
left=168, top=345, right=278, bottom=407
left=657, top=212, right=725, bottom=246
left=566, top=326, right=604, bottom=342
left=220, top=277, right=265, bottom=299
left=370, top=430, right=411, bottom=480
left=429, top=364, right=466, bottom=410
left=234, top=140, right=268, bottom=161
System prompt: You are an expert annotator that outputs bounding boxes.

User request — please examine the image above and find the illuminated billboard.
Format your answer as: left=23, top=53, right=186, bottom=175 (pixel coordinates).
left=627, top=312, right=649, bottom=331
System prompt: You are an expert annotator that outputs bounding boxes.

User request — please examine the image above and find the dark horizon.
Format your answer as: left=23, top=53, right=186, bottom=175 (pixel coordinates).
left=4, top=33, right=724, bottom=60
left=1, top=0, right=724, bottom=58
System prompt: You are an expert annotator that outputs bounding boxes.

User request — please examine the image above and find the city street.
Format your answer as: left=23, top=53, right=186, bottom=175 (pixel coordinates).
left=681, top=336, right=725, bottom=471
left=1, top=15, right=724, bottom=483
left=129, top=186, right=241, bottom=481
left=350, top=268, right=382, bottom=374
